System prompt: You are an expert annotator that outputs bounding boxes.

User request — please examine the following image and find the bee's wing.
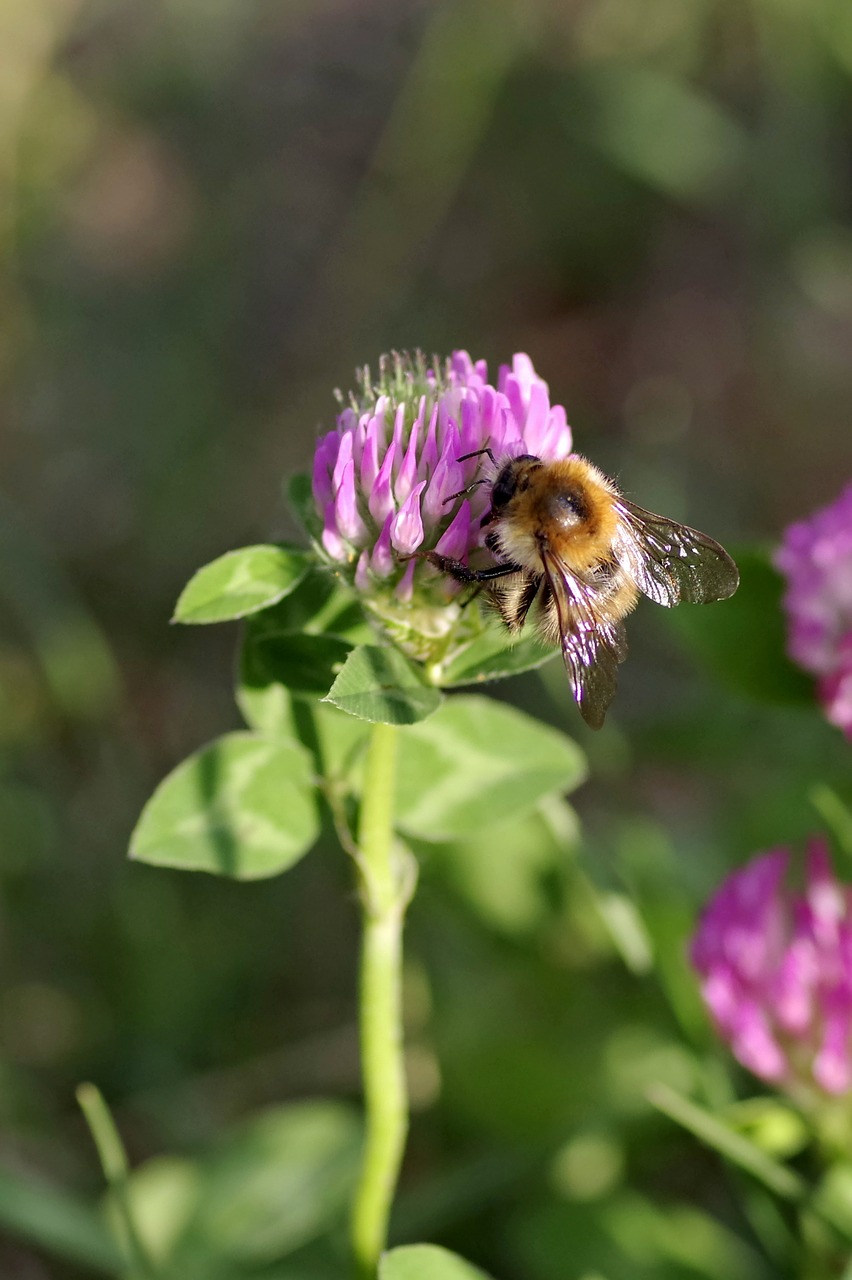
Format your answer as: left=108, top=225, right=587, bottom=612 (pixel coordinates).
left=541, top=548, right=628, bottom=730
left=614, top=500, right=739, bottom=607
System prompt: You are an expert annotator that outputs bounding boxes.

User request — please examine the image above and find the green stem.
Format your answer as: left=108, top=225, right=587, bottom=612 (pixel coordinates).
left=350, top=722, right=409, bottom=1280
left=76, top=1084, right=158, bottom=1280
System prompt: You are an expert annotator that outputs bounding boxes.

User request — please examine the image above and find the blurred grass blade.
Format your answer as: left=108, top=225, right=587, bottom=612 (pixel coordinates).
left=647, top=1083, right=806, bottom=1202
left=0, top=1165, right=123, bottom=1274
left=318, top=0, right=526, bottom=319
left=594, top=891, right=654, bottom=975
left=77, top=1084, right=159, bottom=1279
left=565, top=66, right=748, bottom=205
left=810, top=785, right=852, bottom=859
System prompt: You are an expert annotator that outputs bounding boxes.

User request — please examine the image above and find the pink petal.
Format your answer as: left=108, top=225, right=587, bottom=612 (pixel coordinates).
left=390, top=481, right=427, bottom=555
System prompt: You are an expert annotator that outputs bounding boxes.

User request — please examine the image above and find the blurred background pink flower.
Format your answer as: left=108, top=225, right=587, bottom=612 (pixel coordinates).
left=692, top=839, right=852, bottom=1097
left=775, top=484, right=852, bottom=738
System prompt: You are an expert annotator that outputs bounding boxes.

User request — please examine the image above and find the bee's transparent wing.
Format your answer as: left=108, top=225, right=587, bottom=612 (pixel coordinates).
left=614, top=500, right=739, bottom=607
left=541, top=549, right=628, bottom=730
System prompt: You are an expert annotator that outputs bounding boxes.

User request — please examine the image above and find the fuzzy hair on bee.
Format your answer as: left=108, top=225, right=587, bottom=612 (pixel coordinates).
left=423, top=451, right=739, bottom=729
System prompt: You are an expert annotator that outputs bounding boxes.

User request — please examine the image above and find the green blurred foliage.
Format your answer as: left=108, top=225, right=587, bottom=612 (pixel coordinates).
left=2, top=0, right=852, bottom=1275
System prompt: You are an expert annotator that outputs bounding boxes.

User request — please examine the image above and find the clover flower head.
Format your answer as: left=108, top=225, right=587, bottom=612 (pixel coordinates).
left=692, top=840, right=852, bottom=1098
left=311, top=350, right=572, bottom=659
left=774, top=483, right=852, bottom=738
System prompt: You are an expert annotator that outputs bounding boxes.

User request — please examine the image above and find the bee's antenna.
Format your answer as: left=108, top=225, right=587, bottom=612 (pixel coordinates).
left=457, top=446, right=496, bottom=468
left=443, top=479, right=490, bottom=506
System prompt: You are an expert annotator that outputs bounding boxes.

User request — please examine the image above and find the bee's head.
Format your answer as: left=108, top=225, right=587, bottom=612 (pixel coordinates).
left=489, top=455, right=541, bottom=511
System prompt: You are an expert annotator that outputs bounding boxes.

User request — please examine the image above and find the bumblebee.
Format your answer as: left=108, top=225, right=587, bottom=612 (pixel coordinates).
left=425, top=451, right=739, bottom=728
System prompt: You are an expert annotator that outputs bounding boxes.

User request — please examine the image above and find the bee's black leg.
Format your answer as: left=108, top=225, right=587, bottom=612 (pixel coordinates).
left=418, top=552, right=521, bottom=584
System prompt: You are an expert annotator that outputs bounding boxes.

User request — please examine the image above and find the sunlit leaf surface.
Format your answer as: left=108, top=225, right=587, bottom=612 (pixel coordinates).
left=129, top=732, right=319, bottom=878
left=173, top=545, right=310, bottom=624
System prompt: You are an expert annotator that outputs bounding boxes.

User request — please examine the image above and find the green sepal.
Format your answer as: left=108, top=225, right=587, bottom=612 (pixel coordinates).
left=129, top=732, right=319, bottom=879
left=439, top=627, right=557, bottom=687
left=173, top=545, right=310, bottom=625
left=323, top=645, right=443, bottom=725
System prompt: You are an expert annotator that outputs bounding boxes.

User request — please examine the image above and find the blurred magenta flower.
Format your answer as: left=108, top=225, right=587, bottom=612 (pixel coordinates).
left=312, top=350, right=572, bottom=597
left=774, top=484, right=852, bottom=738
left=692, top=840, right=852, bottom=1097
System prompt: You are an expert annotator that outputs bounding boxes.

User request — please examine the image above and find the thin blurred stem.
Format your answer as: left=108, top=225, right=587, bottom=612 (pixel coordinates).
left=350, top=722, right=410, bottom=1280
left=76, top=1084, right=158, bottom=1280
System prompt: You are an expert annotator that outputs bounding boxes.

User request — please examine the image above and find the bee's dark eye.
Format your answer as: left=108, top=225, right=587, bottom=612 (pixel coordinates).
left=490, top=468, right=517, bottom=509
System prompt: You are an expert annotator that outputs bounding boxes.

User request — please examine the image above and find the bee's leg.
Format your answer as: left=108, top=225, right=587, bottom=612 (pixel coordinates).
left=417, top=552, right=522, bottom=584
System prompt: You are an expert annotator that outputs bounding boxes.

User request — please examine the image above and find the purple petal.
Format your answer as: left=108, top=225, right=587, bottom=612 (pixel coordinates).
left=395, top=557, right=417, bottom=602
left=821, top=657, right=852, bottom=738
left=700, top=967, right=741, bottom=1035
left=521, top=380, right=550, bottom=454
left=334, top=459, right=368, bottom=543
left=538, top=404, right=573, bottom=460
left=360, top=420, right=381, bottom=494
left=395, top=415, right=421, bottom=505
left=321, top=500, right=347, bottom=562
left=371, top=514, right=395, bottom=578
left=450, top=350, right=477, bottom=383
left=458, top=395, right=484, bottom=457
left=390, top=481, right=427, bottom=554
left=369, top=441, right=398, bottom=524
left=312, top=431, right=339, bottom=508
left=502, top=373, right=527, bottom=432
left=351, top=418, right=367, bottom=470
left=434, top=501, right=472, bottom=561
left=477, top=386, right=503, bottom=443
left=772, top=938, right=816, bottom=1035
left=336, top=406, right=358, bottom=433
left=420, top=404, right=439, bottom=478
left=813, top=1006, right=852, bottom=1093
left=423, top=427, right=463, bottom=525
left=730, top=1002, right=787, bottom=1082
left=390, top=402, right=406, bottom=454
left=805, top=838, right=844, bottom=945
left=331, top=429, right=354, bottom=491
left=354, top=550, right=371, bottom=592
